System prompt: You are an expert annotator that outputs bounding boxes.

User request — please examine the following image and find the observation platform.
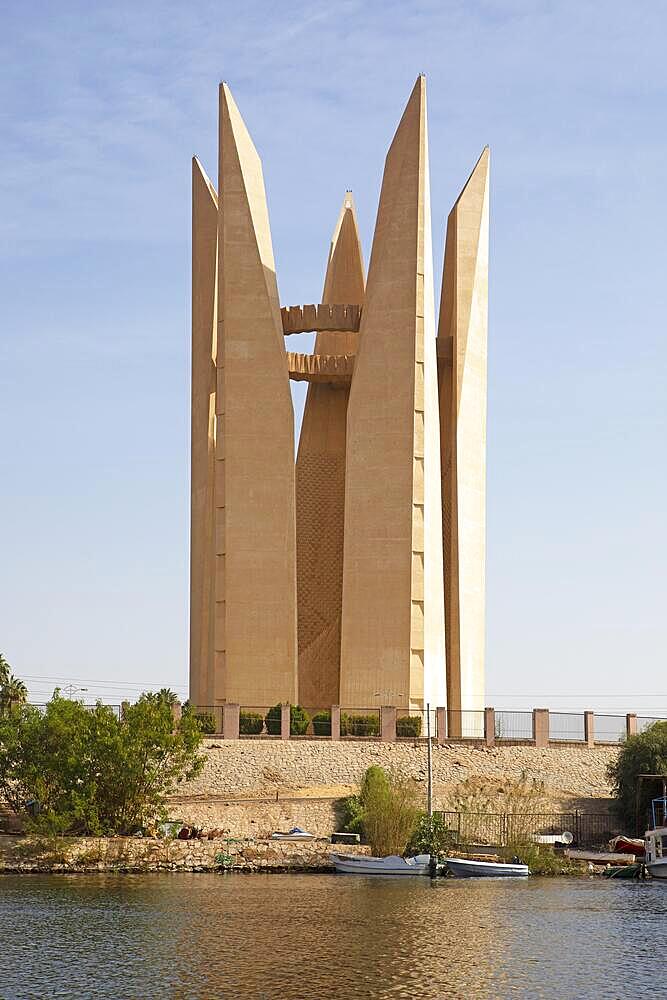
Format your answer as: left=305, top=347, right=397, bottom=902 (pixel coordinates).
left=281, top=303, right=362, bottom=335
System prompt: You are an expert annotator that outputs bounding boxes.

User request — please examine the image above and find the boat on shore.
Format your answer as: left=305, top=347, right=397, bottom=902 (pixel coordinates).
left=446, top=857, right=530, bottom=878
left=330, top=853, right=432, bottom=875
left=609, top=835, right=645, bottom=856
left=644, top=794, right=667, bottom=880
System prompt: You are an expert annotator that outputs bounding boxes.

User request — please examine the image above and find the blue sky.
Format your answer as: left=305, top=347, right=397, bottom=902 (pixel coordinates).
left=1, top=0, right=665, bottom=715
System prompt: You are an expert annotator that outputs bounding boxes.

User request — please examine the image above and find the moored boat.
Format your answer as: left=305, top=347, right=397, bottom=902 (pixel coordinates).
left=330, top=853, right=432, bottom=875
left=446, top=857, right=530, bottom=878
left=644, top=794, right=667, bottom=880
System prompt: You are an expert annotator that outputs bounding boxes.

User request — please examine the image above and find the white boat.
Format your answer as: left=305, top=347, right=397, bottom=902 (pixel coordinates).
left=330, top=853, right=432, bottom=875
left=271, top=826, right=315, bottom=841
left=644, top=795, right=667, bottom=880
left=446, top=857, right=530, bottom=878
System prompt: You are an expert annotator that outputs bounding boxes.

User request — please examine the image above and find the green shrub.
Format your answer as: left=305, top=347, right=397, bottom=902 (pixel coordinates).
left=607, top=720, right=667, bottom=830
left=341, top=713, right=380, bottom=737
left=264, top=704, right=311, bottom=736
left=408, top=813, right=455, bottom=858
left=397, top=715, right=422, bottom=738
left=290, top=705, right=310, bottom=736
left=312, top=711, right=331, bottom=736
left=239, top=711, right=263, bottom=736
left=344, top=765, right=419, bottom=856
left=195, top=712, right=217, bottom=734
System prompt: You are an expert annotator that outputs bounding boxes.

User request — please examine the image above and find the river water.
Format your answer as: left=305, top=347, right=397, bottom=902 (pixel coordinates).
left=0, top=873, right=664, bottom=999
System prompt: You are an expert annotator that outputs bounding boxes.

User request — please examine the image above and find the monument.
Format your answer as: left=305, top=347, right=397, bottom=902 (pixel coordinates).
left=189, top=76, right=489, bottom=718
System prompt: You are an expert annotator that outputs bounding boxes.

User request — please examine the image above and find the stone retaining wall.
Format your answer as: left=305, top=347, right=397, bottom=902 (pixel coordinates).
left=173, top=739, right=617, bottom=812
left=0, top=834, right=366, bottom=874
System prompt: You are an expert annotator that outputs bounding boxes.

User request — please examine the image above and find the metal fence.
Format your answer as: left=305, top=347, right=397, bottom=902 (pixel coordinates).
left=438, top=810, right=620, bottom=848
left=593, top=714, right=627, bottom=743
left=340, top=708, right=381, bottom=739
left=549, top=712, right=585, bottom=742
left=25, top=703, right=122, bottom=720
left=238, top=707, right=277, bottom=737
left=294, top=708, right=332, bottom=738
left=441, top=710, right=485, bottom=740
left=194, top=705, right=224, bottom=735
left=494, top=711, right=533, bottom=741
left=394, top=708, right=437, bottom=740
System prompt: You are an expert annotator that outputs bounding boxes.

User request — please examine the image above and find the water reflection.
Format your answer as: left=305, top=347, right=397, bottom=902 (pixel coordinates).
left=0, top=874, right=664, bottom=999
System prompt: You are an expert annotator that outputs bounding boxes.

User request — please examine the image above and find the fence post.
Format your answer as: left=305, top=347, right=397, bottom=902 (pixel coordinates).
left=330, top=705, right=341, bottom=741
left=436, top=707, right=447, bottom=744
left=281, top=703, right=291, bottom=740
left=626, top=713, right=637, bottom=738
left=381, top=706, right=397, bottom=742
left=484, top=707, right=495, bottom=747
left=223, top=703, right=240, bottom=739
left=532, top=708, right=549, bottom=748
left=584, top=711, right=594, bottom=747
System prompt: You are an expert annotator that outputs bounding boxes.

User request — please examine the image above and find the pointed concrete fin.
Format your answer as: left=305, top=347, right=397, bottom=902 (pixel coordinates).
left=193, top=155, right=218, bottom=208
left=322, top=191, right=365, bottom=306
left=190, top=154, right=218, bottom=707
left=214, top=83, right=297, bottom=707
left=218, top=83, right=282, bottom=341
left=437, top=146, right=490, bottom=399
left=341, top=73, right=445, bottom=709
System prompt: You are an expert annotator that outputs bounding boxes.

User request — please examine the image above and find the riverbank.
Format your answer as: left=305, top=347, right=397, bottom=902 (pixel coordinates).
left=0, top=833, right=596, bottom=877
left=0, top=833, right=369, bottom=874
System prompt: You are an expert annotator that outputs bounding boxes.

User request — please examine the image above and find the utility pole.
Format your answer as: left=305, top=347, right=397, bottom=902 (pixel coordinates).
left=426, top=701, right=433, bottom=817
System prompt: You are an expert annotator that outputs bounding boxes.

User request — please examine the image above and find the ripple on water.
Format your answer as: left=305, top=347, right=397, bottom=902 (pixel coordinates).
left=0, top=874, right=664, bottom=999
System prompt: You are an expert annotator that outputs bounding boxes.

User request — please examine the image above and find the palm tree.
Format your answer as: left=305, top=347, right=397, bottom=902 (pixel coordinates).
left=156, top=688, right=179, bottom=706
left=0, top=653, right=10, bottom=687
left=2, top=674, right=27, bottom=708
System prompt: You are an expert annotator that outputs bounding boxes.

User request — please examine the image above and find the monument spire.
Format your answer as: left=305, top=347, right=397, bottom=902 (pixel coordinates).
left=340, top=75, right=446, bottom=710
left=213, top=83, right=298, bottom=705
left=189, top=157, right=218, bottom=708
left=437, top=146, right=490, bottom=720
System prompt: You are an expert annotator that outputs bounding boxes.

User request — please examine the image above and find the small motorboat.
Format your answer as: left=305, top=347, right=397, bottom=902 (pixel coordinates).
left=330, top=853, right=432, bottom=875
left=446, top=857, right=530, bottom=878
left=271, top=827, right=315, bottom=841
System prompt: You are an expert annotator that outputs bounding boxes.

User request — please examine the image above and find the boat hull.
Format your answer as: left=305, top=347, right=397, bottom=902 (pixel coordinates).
left=447, top=857, right=530, bottom=878
left=647, top=862, right=667, bottom=879
left=330, top=853, right=431, bottom=876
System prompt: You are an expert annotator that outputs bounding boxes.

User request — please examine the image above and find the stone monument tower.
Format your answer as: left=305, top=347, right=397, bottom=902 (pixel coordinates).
left=189, top=77, right=489, bottom=717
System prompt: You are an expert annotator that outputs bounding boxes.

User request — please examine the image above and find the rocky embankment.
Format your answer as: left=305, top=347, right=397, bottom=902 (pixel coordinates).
left=0, top=834, right=366, bottom=874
